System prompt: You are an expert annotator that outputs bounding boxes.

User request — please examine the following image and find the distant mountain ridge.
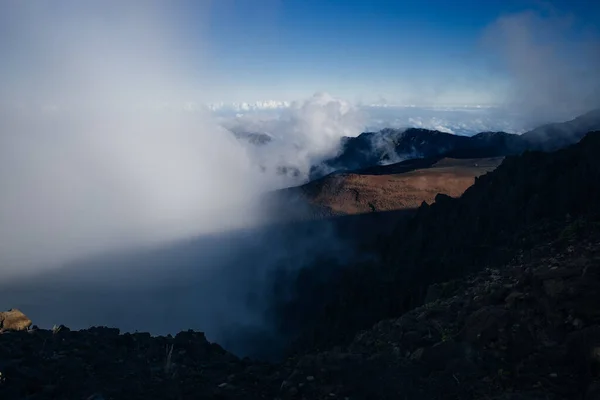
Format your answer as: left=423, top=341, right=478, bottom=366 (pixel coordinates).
left=521, top=108, right=600, bottom=151
left=230, top=130, right=273, bottom=145
left=310, top=108, right=600, bottom=179
left=278, top=130, right=600, bottom=355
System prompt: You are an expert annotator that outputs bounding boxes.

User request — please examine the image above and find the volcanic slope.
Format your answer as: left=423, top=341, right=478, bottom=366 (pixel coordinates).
left=282, top=157, right=502, bottom=216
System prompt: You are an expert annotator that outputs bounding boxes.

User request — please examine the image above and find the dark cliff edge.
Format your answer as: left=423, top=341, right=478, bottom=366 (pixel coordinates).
left=276, top=131, right=600, bottom=354
left=1, top=133, right=600, bottom=399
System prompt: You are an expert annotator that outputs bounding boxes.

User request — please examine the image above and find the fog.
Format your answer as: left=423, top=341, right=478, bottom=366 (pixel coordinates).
left=0, top=1, right=369, bottom=361
left=0, top=2, right=364, bottom=273
left=221, top=92, right=365, bottom=187
left=0, top=1, right=262, bottom=272
left=483, top=10, right=600, bottom=125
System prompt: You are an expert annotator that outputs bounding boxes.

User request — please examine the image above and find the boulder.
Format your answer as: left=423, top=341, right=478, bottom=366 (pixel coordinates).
left=0, top=309, right=32, bottom=331
left=463, top=306, right=509, bottom=343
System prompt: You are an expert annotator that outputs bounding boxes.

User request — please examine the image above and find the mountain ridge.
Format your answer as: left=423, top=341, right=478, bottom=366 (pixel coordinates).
left=310, top=108, right=600, bottom=179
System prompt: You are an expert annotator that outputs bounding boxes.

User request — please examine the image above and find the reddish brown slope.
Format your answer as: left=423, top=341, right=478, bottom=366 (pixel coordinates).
left=296, top=157, right=502, bottom=215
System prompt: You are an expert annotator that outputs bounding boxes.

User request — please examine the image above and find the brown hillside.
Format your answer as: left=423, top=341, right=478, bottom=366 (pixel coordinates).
left=297, top=157, right=502, bottom=215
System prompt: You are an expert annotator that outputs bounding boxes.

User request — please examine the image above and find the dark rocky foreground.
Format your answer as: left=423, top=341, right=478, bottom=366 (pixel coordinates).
left=2, top=222, right=600, bottom=399
left=277, top=132, right=600, bottom=354
left=2, top=132, right=600, bottom=399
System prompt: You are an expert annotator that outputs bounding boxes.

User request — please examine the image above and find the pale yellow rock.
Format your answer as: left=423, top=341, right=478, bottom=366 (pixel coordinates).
left=0, top=309, right=32, bottom=331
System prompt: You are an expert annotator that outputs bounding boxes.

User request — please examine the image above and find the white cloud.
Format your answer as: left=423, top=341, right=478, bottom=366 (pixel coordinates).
left=0, top=0, right=367, bottom=277
left=0, top=1, right=265, bottom=273
left=360, top=105, right=528, bottom=135
left=221, top=92, right=366, bottom=186
left=482, top=10, right=600, bottom=125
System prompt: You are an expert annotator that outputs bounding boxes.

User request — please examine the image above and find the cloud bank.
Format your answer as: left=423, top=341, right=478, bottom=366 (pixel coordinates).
left=0, top=1, right=365, bottom=279
left=0, top=1, right=267, bottom=274
left=0, top=2, right=359, bottom=357
left=483, top=9, right=600, bottom=125
left=220, top=92, right=365, bottom=187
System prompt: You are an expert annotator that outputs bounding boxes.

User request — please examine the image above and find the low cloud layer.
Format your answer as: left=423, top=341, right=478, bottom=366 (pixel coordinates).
left=0, top=1, right=266, bottom=273
left=220, top=92, right=365, bottom=187
left=483, top=9, right=600, bottom=125
left=0, top=2, right=361, bottom=280
left=0, top=2, right=358, bottom=358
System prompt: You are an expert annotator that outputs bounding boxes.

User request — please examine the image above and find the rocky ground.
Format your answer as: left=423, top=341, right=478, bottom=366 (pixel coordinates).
left=2, top=133, right=600, bottom=399
left=274, top=132, right=600, bottom=355
left=2, top=222, right=600, bottom=399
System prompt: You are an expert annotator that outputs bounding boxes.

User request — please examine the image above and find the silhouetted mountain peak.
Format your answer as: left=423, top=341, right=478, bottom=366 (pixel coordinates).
left=520, top=107, right=600, bottom=151
left=231, top=130, right=273, bottom=145
left=311, top=110, right=600, bottom=180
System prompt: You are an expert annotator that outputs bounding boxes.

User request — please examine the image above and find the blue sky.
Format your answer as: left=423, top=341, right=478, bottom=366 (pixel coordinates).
left=0, top=0, right=598, bottom=108
left=196, top=0, right=600, bottom=104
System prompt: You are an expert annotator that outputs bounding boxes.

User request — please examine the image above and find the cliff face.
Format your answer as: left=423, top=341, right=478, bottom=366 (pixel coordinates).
left=285, top=226, right=600, bottom=399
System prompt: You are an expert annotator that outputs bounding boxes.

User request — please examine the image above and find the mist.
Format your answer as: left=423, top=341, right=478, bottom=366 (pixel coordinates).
left=0, top=1, right=269, bottom=273
left=483, top=9, right=600, bottom=125
left=0, top=1, right=362, bottom=360
left=220, top=92, right=365, bottom=187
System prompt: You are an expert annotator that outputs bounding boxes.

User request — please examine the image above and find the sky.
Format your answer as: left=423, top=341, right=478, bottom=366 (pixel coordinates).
left=1, top=0, right=599, bottom=108
left=201, top=0, right=600, bottom=105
